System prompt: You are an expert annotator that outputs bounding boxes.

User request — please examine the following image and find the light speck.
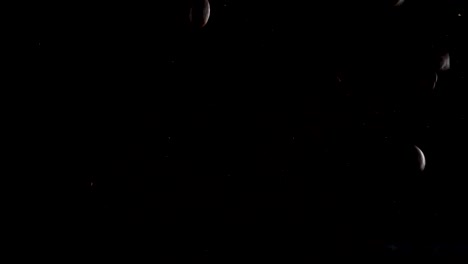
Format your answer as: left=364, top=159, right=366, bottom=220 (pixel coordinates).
left=91, top=182, right=94, bottom=187
left=387, top=244, right=398, bottom=251
left=439, top=53, right=450, bottom=71
left=394, top=0, right=405, bottom=7
left=458, top=13, right=462, bottom=17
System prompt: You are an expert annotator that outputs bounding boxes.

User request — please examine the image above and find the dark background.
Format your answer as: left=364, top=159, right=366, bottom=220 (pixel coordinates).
left=37, top=0, right=468, bottom=260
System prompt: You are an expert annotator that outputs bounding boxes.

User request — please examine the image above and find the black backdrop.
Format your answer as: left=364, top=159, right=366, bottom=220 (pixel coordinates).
left=38, top=0, right=468, bottom=260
